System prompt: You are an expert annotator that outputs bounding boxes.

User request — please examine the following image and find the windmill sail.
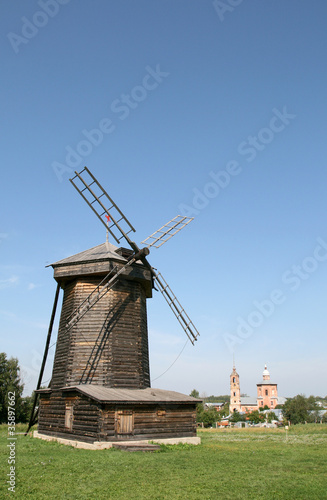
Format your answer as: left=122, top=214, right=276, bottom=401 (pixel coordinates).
left=141, top=215, right=194, bottom=249
left=153, top=272, right=199, bottom=345
left=69, top=167, right=199, bottom=345
left=70, top=167, right=136, bottom=247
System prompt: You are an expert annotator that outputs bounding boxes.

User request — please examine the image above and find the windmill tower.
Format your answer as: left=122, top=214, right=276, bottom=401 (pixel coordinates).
left=29, top=167, right=201, bottom=446
left=49, top=241, right=152, bottom=391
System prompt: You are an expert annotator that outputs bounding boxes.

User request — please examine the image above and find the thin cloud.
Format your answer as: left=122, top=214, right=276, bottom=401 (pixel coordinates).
left=0, top=309, right=16, bottom=319
left=0, top=264, right=33, bottom=273
left=0, top=276, right=19, bottom=289
left=28, top=283, right=42, bottom=291
left=0, top=309, right=47, bottom=329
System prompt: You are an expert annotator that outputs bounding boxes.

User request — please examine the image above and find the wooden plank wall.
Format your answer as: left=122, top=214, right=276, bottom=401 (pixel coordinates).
left=100, top=403, right=197, bottom=440
left=49, top=275, right=150, bottom=391
left=38, top=394, right=197, bottom=442
left=38, top=392, right=100, bottom=441
left=106, top=279, right=150, bottom=389
left=50, top=280, right=76, bottom=389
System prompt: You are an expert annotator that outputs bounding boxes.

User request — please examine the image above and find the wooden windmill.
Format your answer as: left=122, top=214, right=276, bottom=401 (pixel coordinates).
left=28, top=167, right=200, bottom=446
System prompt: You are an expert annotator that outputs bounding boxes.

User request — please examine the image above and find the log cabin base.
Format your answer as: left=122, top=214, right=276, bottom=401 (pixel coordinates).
left=33, top=431, right=201, bottom=450
left=36, top=385, right=200, bottom=448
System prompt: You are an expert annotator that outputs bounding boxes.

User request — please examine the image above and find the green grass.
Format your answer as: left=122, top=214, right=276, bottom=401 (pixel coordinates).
left=1, top=424, right=326, bottom=499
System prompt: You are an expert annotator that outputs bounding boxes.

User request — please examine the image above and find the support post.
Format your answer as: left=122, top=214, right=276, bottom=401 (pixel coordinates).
left=25, top=283, right=60, bottom=435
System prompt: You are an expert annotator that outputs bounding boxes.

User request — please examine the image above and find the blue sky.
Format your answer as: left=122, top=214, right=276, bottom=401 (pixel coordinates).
left=1, top=0, right=327, bottom=399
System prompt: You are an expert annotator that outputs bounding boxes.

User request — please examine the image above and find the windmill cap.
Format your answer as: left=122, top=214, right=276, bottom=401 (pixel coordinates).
left=48, top=241, right=153, bottom=297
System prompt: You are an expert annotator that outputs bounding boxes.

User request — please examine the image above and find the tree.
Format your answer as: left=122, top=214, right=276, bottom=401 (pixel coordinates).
left=307, top=409, right=321, bottom=424
left=217, top=403, right=229, bottom=418
left=196, top=403, right=220, bottom=428
left=205, top=394, right=230, bottom=403
left=19, top=393, right=36, bottom=424
left=190, top=389, right=200, bottom=399
left=0, top=353, right=24, bottom=423
left=267, top=411, right=278, bottom=423
left=247, top=410, right=265, bottom=424
left=307, top=395, right=319, bottom=410
left=230, top=411, right=246, bottom=423
left=282, top=394, right=318, bottom=425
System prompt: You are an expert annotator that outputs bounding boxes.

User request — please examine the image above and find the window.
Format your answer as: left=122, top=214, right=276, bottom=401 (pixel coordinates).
left=271, top=401, right=274, bottom=406
left=233, top=377, right=235, bottom=383
left=233, top=392, right=236, bottom=397
left=261, top=401, right=263, bottom=406
left=265, top=389, right=268, bottom=396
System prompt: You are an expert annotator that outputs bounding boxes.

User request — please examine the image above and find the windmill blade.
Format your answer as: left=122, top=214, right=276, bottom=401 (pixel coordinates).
left=65, top=248, right=149, bottom=331
left=141, top=215, right=194, bottom=249
left=153, top=271, right=199, bottom=345
left=70, top=167, right=136, bottom=248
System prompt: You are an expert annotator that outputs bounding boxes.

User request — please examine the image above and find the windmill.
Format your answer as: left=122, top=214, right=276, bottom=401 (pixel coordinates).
left=28, top=167, right=200, bottom=446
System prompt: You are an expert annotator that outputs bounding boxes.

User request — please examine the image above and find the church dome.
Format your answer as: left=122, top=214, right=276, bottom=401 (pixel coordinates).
left=262, top=364, right=270, bottom=380
left=263, top=364, right=270, bottom=377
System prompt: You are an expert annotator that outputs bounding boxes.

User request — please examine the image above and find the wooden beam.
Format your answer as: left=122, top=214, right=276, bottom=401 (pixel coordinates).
left=25, top=283, right=60, bottom=435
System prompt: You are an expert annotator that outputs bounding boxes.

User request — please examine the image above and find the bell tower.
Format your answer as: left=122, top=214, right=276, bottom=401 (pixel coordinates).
left=257, top=364, right=278, bottom=409
left=229, top=362, right=241, bottom=414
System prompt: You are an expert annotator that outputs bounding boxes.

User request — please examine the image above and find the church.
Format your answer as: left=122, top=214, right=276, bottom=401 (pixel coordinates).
left=229, top=364, right=285, bottom=414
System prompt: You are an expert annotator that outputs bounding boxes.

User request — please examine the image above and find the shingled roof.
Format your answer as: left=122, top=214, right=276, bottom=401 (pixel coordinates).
left=48, top=241, right=152, bottom=295
left=61, top=385, right=200, bottom=404
left=50, top=242, right=127, bottom=267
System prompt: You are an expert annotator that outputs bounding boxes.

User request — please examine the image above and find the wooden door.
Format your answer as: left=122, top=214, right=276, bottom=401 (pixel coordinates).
left=65, top=404, right=74, bottom=430
left=116, top=410, right=134, bottom=436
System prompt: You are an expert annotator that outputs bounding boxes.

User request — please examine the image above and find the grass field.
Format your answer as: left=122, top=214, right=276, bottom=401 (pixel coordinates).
left=1, top=424, right=326, bottom=499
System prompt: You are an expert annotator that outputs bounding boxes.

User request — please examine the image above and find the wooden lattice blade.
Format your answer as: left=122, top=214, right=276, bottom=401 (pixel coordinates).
left=153, top=271, right=199, bottom=345
left=70, top=167, right=136, bottom=248
left=141, top=215, right=194, bottom=249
